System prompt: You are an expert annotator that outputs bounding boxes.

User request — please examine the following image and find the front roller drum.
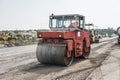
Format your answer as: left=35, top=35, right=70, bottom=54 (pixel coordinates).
left=36, top=44, right=73, bottom=66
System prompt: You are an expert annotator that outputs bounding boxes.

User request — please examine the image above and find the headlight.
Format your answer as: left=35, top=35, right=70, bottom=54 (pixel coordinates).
left=77, top=32, right=81, bottom=37
left=59, top=35, right=62, bottom=37
left=39, top=34, right=42, bottom=37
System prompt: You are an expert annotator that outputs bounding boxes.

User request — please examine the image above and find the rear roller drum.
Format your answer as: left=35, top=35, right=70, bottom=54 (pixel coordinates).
left=64, top=51, right=74, bottom=66
left=82, top=46, right=91, bottom=58
left=36, top=44, right=74, bottom=66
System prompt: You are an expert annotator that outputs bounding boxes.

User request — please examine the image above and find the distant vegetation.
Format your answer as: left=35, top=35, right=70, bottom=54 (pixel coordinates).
left=0, top=28, right=116, bottom=48
left=97, top=27, right=116, bottom=36
left=0, top=28, right=116, bottom=37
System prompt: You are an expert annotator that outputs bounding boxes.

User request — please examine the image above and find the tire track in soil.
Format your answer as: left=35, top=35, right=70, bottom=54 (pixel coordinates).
left=0, top=52, right=36, bottom=75
left=0, top=40, right=116, bottom=80
left=55, top=42, right=115, bottom=80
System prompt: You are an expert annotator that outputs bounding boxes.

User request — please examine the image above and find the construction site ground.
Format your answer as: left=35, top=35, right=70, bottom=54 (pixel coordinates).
left=0, top=37, right=120, bottom=80
left=0, top=39, right=38, bottom=48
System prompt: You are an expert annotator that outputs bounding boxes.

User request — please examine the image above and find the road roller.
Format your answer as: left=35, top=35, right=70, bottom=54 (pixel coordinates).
left=117, top=27, right=120, bottom=44
left=85, top=23, right=99, bottom=43
left=36, top=14, right=91, bottom=66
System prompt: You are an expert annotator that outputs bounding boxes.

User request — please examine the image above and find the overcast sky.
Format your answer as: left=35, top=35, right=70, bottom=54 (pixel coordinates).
left=0, top=0, right=120, bottom=30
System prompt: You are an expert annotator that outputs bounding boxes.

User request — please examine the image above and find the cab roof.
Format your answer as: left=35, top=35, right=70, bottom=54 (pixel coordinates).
left=50, top=14, right=85, bottom=17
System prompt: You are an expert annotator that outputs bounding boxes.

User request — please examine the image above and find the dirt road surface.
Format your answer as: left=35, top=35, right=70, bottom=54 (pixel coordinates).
left=0, top=37, right=119, bottom=80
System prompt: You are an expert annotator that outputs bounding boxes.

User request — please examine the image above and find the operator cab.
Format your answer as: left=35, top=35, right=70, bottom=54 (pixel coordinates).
left=49, top=14, right=85, bottom=30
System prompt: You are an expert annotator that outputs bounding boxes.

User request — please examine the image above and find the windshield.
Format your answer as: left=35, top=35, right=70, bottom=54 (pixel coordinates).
left=49, top=16, right=80, bottom=28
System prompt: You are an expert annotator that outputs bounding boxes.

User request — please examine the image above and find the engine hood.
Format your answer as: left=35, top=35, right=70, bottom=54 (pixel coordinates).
left=37, top=31, right=75, bottom=39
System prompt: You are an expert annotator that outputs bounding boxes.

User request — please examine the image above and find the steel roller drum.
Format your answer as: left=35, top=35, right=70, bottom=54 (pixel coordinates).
left=36, top=44, right=73, bottom=66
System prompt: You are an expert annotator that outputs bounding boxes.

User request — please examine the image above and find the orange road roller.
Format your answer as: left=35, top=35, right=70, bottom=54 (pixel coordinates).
left=36, top=14, right=91, bottom=66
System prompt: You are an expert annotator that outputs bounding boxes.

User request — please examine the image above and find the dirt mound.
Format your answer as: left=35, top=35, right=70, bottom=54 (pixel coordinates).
left=0, top=40, right=38, bottom=48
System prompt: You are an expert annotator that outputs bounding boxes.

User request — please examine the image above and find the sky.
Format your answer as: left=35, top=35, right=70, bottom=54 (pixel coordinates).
left=0, top=0, right=120, bottom=30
